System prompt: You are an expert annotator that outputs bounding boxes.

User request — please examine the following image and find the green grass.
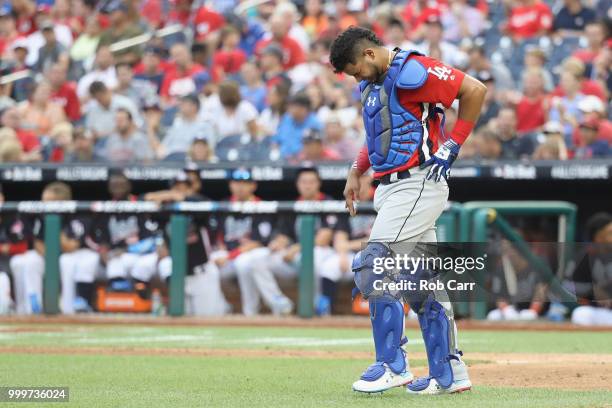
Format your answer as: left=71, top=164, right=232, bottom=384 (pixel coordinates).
left=0, top=324, right=611, bottom=407
left=1, top=325, right=611, bottom=354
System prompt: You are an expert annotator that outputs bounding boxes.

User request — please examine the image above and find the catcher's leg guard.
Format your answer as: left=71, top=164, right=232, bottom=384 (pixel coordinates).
left=408, top=291, right=471, bottom=394
left=351, top=242, right=413, bottom=393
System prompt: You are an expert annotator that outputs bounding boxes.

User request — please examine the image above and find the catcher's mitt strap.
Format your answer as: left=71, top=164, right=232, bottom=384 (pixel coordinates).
left=396, top=58, right=428, bottom=90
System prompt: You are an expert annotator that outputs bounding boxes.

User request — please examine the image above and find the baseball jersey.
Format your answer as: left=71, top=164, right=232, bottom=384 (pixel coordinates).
left=276, top=193, right=350, bottom=243
left=0, top=216, right=30, bottom=255
left=163, top=193, right=213, bottom=274
left=213, top=197, right=275, bottom=253
left=373, top=54, right=465, bottom=178
left=94, top=213, right=162, bottom=250
left=31, top=216, right=97, bottom=250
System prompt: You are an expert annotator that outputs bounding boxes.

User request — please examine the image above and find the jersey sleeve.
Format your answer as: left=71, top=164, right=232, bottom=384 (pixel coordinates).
left=397, top=55, right=465, bottom=109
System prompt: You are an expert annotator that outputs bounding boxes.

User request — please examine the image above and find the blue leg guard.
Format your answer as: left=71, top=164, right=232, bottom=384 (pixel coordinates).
left=410, top=296, right=458, bottom=389
left=360, top=297, right=407, bottom=381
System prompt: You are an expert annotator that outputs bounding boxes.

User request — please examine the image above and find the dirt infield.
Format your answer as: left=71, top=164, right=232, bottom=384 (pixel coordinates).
left=0, top=345, right=609, bottom=391
left=1, top=314, right=611, bottom=332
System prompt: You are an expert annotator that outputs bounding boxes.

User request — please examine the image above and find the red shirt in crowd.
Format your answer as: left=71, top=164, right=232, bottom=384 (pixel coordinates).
left=402, top=0, right=444, bottom=36
left=506, top=1, right=553, bottom=39
left=160, top=63, right=205, bottom=100
left=193, top=6, right=225, bottom=41
left=212, top=49, right=247, bottom=76
left=51, top=82, right=81, bottom=122
left=516, top=96, right=547, bottom=133
left=357, top=55, right=465, bottom=178
left=16, top=129, right=40, bottom=152
left=551, top=80, right=606, bottom=101
left=255, top=36, right=305, bottom=70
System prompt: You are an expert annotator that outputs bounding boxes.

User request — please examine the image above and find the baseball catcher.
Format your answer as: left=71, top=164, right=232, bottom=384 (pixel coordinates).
left=329, top=27, right=486, bottom=395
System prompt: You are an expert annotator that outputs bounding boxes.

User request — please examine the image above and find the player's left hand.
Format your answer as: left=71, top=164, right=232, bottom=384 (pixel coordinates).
left=420, top=139, right=460, bottom=182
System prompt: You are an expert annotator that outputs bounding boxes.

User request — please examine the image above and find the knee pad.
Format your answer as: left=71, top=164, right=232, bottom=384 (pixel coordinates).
left=369, top=297, right=406, bottom=374
left=352, top=242, right=393, bottom=299
left=417, top=296, right=458, bottom=388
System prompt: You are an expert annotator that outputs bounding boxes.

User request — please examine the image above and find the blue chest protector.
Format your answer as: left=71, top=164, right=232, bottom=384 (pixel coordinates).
left=360, top=49, right=430, bottom=173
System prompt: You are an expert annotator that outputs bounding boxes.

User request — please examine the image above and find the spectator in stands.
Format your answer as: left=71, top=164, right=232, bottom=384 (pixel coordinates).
left=239, top=61, right=267, bottom=113
left=160, top=42, right=206, bottom=107
left=255, top=13, right=305, bottom=70
left=576, top=95, right=612, bottom=144
left=573, top=21, right=608, bottom=64
left=474, top=71, right=500, bottom=130
left=503, top=0, right=553, bottom=41
left=573, top=117, right=610, bottom=158
left=591, top=48, right=610, bottom=96
left=212, top=26, right=247, bottom=82
left=413, top=15, right=468, bottom=69
left=323, top=112, right=360, bottom=160
left=3, top=38, right=34, bottom=103
left=69, top=16, right=101, bottom=64
left=549, top=70, right=586, bottom=143
left=32, top=21, right=68, bottom=73
left=26, top=5, right=73, bottom=69
left=514, top=68, right=548, bottom=134
left=188, top=136, right=216, bottom=163
left=493, top=108, right=535, bottom=159
left=45, top=121, right=74, bottom=162
left=302, top=0, right=329, bottom=39
left=383, top=19, right=414, bottom=50
left=522, top=47, right=554, bottom=91
left=534, top=121, right=569, bottom=160
left=258, top=44, right=289, bottom=88
left=569, top=212, right=612, bottom=325
left=98, top=0, right=143, bottom=64
left=153, top=94, right=213, bottom=160
left=275, top=1, right=310, bottom=52
left=467, top=46, right=515, bottom=91
left=76, top=45, right=118, bottom=100
left=102, top=108, right=153, bottom=163
left=65, top=128, right=101, bottom=163
left=0, top=128, right=25, bottom=162
left=401, top=0, right=444, bottom=42
left=273, top=92, right=322, bottom=159
left=17, top=80, right=66, bottom=137
left=202, top=80, right=258, bottom=142
left=11, top=0, right=36, bottom=36
left=47, top=63, right=81, bottom=122
left=441, top=0, right=485, bottom=43
left=553, top=0, right=596, bottom=37
left=552, top=57, right=606, bottom=101
left=0, top=10, right=19, bottom=59
left=258, top=81, right=290, bottom=138
left=115, top=62, right=159, bottom=111
left=0, top=107, right=41, bottom=160
left=293, top=129, right=341, bottom=162
left=133, top=46, right=167, bottom=94
left=85, top=81, right=142, bottom=146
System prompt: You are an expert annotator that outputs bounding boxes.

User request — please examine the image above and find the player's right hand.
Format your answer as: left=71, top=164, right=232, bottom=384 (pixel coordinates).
left=344, top=169, right=361, bottom=216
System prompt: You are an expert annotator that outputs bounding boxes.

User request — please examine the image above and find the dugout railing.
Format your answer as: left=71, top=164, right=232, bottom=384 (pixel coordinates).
left=0, top=200, right=577, bottom=318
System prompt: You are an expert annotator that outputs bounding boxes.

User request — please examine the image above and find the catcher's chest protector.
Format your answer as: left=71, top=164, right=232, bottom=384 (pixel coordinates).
left=360, top=49, right=430, bottom=172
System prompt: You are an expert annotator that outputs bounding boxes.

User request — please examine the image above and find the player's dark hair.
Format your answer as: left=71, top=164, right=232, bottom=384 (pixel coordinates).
left=89, top=80, right=107, bottom=96
left=329, top=26, right=383, bottom=73
left=586, top=212, right=612, bottom=241
left=296, top=166, right=320, bottom=181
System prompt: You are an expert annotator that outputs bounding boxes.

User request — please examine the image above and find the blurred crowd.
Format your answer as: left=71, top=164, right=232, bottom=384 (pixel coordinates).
left=0, top=0, right=610, bottom=165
